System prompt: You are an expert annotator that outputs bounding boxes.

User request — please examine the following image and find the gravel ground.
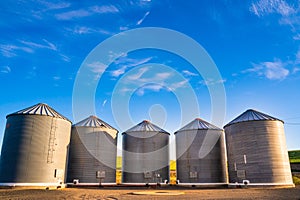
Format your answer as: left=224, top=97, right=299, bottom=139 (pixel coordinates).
left=0, top=186, right=299, bottom=200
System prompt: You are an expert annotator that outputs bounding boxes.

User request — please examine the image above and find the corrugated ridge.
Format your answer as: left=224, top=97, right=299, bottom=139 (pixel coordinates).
left=176, top=118, right=222, bottom=133
left=6, top=103, right=71, bottom=122
left=73, top=115, right=117, bottom=131
left=224, top=109, right=283, bottom=127
left=123, top=120, right=169, bottom=134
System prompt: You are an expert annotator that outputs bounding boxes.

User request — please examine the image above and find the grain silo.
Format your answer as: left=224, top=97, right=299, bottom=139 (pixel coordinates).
left=67, top=116, right=118, bottom=184
left=175, top=118, right=228, bottom=184
left=0, top=103, right=71, bottom=188
left=122, top=120, right=169, bottom=184
left=224, top=109, right=294, bottom=186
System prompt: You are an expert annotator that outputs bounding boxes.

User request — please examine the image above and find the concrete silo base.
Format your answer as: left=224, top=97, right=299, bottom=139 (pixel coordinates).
left=176, top=183, right=228, bottom=189
left=0, top=183, right=67, bottom=190
left=228, top=183, right=295, bottom=188
left=67, top=183, right=117, bottom=187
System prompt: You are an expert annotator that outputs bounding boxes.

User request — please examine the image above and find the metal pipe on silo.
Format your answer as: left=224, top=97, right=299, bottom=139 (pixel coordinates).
left=67, top=116, right=118, bottom=184
left=224, top=109, right=294, bottom=187
left=0, top=103, right=72, bottom=188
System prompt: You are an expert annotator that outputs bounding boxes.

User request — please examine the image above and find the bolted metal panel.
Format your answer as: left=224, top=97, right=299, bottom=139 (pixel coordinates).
left=225, top=112, right=293, bottom=184
left=67, top=125, right=117, bottom=183
left=0, top=113, right=71, bottom=185
left=122, top=121, right=170, bottom=183
left=175, top=127, right=228, bottom=183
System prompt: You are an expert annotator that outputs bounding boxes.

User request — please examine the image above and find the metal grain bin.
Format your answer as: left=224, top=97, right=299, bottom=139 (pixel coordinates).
left=224, top=109, right=293, bottom=186
left=122, top=120, right=169, bottom=183
left=175, top=118, right=228, bottom=184
left=0, top=103, right=71, bottom=187
left=67, top=116, right=118, bottom=184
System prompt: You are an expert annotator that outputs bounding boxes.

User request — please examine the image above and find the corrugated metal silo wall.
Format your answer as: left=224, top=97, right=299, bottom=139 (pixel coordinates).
left=225, top=120, right=293, bottom=184
left=122, top=131, right=169, bottom=183
left=0, top=115, right=71, bottom=184
left=176, top=129, right=228, bottom=183
left=67, top=127, right=117, bottom=183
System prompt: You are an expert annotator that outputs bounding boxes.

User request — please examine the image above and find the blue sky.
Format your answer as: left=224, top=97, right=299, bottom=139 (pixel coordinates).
left=0, top=0, right=300, bottom=156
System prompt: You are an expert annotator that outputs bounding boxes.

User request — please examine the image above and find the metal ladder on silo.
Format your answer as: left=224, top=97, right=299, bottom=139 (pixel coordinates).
left=47, top=118, right=57, bottom=163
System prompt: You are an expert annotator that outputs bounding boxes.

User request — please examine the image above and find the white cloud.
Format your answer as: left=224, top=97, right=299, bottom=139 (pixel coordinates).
left=264, top=61, right=289, bottom=80
left=293, top=67, right=300, bottom=74
left=111, top=66, right=128, bottom=77
left=73, top=26, right=91, bottom=34
left=169, top=80, right=189, bottom=91
left=127, top=67, right=149, bottom=80
left=70, top=26, right=115, bottom=35
left=38, top=1, right=71, bottom=10
left=136, top=84, right=165, bottom=96
left=156, top=72, right=172, bottom=79
left=135, top=79, right=189, bottom=95
left=60, top=53, right=70, bottom=62
left=0, top=44, right=33, bottom=57
left=136, top=11, right=150, bottom=25
left=250, top=0, right=295, bottom=17
left=102, top=99, right=107, bottom=107
left=90, top=5, right=119, bottom=14
left=129, top=0, right=152, bottom=8
left=200, top=79, right=226, bottom=86
left=87, top=61, right=107, bottom=74
left=29, top=1, right=71, bottom=19
left=249, top=0, right=300, bottom=40
left=293, top=34, right=300, bottom=40
left=0, top=66, right=11, bottom=73
left=124, top=69, right=173, bottom=84
left=56, top=5, right=119, bottom=20
left=182, top=70, right=198, bottom=76
left=55, top=9, right=92, bottom=20
left=120, top=26, right=129, bottom=31
left=110, top=57, right=152, bottom=77
left=53, top=76, right=61, bottom=80
left=245, top=60, right=290, bottom=80
left=20, top=39, right=57, bottom=51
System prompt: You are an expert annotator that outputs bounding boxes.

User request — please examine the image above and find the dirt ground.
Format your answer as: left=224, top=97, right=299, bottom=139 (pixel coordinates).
left=0, top=185, right=300, bottom=200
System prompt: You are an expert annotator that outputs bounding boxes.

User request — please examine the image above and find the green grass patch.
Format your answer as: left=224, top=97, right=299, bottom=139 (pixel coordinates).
left=293, top=176, right=300, bottom=185
left=288, top=150, right=300, bottom=163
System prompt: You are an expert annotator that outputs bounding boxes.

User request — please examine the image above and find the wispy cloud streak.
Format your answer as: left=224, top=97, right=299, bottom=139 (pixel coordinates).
left=250, top=0, right=295, bottom=17
left=56, top=5, right=119, bottom=20
left=0, top=66, right=11, bottom=73
left=136, top=11, right=150, bottom=25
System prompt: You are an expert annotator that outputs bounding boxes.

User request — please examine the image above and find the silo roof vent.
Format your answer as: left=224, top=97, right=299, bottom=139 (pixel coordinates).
left=74, top=115, right=117, bottom=131
left=175, top=118, right=222, bottom=133
left=6, top=103, right=71, bottom=122
left=123, top=120, right=169, bottom=134
left=224, top=109, right=283, bottom=127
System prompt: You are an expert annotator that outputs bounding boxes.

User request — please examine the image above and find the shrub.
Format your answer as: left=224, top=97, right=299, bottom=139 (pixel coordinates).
left=293, top=176, right=300, bottom=185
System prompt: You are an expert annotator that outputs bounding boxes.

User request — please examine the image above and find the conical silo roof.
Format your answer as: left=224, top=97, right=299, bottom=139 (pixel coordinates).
left=123, top=120, right=169, bottom=134
left=175, top=118, right=222, bottom=133
left=74, top=115, right=117, bottom=129
left=6, top=103, right=71, bottom=122
left=224, top=109, right=283, bottom=128
left=73, top=115, right=118, bottom=138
